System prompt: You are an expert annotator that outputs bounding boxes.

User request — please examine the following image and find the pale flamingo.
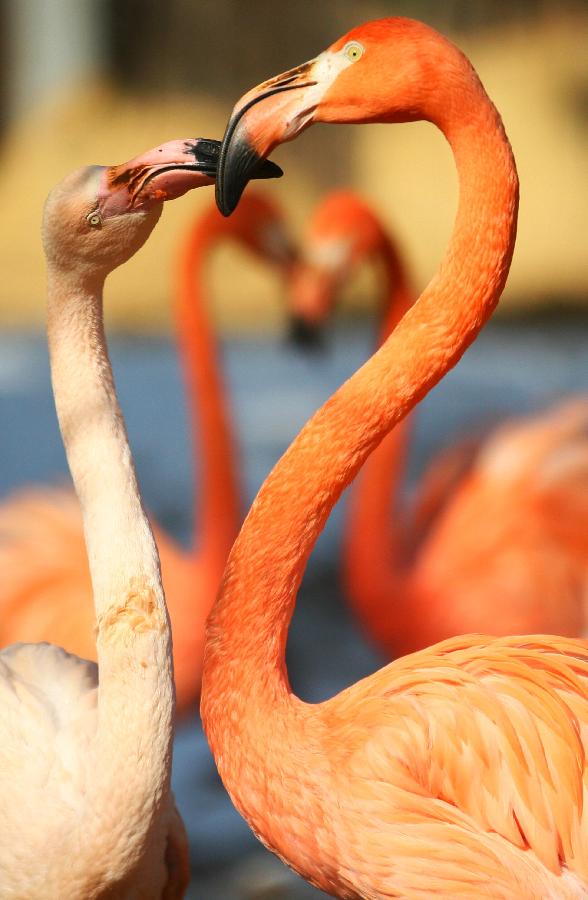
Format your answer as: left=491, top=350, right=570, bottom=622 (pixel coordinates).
left=0, top=139, right=279, bottom=896
left=292, top=190, right=588, bottom=654
left=202, top=19, right=588, bottom=897
left=0, top=191, right=292, bottom=715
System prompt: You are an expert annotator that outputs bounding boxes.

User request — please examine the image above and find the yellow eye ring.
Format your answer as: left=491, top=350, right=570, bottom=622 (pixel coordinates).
left=86, top=211, right=102, bottom=228
left=343, top=41, right=364, bottom=62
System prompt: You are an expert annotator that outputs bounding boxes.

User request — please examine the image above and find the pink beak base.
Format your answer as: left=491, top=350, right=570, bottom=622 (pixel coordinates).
left=96, top=137, right=283, bottom=220
left=96, top=139, right=219, bottom=218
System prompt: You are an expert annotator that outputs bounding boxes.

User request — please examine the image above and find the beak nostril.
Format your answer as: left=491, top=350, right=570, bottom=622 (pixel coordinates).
left=264, top=62, right=315, bottom=89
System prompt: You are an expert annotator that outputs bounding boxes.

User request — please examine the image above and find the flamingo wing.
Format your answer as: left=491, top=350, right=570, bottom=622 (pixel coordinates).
left=476, top=398, right=588, bottom=495
left=0, top=642, right=98, bottom=886
left=405, top=400, right=588, bottom=644
left=325, top=635, right=588, bottom=897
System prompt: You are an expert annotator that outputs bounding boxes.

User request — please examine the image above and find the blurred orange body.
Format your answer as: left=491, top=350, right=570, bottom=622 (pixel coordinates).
left=293, top=190, right=588, bottom=656
left=0, top=193, right=292, bottom=714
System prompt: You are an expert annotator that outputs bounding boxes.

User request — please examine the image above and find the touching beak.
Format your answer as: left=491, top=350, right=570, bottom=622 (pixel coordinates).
left=97, top=138, right=283, bottom=219
left=216, top=60, right=320, bottom=217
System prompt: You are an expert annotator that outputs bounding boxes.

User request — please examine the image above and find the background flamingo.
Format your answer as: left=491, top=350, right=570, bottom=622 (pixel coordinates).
left=0, top=139, right=238, bottom=897
left=0, top=190, right=293, bottom=714
left=203, top=18, right=588, bottom=897
left=291, top=189, right=588, bottom=655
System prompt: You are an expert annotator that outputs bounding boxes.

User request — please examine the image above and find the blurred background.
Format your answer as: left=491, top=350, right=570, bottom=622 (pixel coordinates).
left=0, top=1, right=587, bottom=897
left=0, top=0, right=586, bottom=328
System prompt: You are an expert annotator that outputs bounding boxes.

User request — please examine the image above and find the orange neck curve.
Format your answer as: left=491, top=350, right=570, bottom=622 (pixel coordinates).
left=202, top=74, right=518, bottom=817
left=176, top=221, right=241, bottom=570
left=342, top=236, right=415, bottom=645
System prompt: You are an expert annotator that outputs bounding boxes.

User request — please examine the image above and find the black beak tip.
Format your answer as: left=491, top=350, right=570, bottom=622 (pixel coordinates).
left=190, top=137, right=221, bottom=163
left=184, top=137, right=221, bottom=179
left=215, top=179, right=239, bottom=218
left=287, top=315, right=326, bottom=352
left=254, top=158, right=284, bottom=181
left=216, top=136, right=283, bottom=217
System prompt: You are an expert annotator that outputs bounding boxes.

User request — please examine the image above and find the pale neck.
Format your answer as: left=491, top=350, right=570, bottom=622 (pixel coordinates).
left=343, top=238, right=414, bottom=636
left=177, top=225, right=241, bottom=568
left=203, top=82, right=518, bottom=754
left=46, top=268, right=174, bottom=860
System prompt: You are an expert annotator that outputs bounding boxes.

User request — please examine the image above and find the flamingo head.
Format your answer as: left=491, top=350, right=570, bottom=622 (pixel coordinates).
left=288, top=191, right=387, bottom=346
left=43, top=138, right=282, bottom=279
left=216, top=18, right=464, bottom=215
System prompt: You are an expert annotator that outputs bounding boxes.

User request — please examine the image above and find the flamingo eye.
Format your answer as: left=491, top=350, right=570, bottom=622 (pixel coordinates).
left=86, top=211, right=102, bottom=228
left=343, top=41, right=364, bottom=62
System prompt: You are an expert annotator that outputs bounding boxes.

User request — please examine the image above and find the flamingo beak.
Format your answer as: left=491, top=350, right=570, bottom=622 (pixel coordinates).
left=97, top=138, right=283, bottom=219
left=287, top=314, right=325, bottom=352
left=286, top=263, right=333, bottom=352
left=216, top=61, right=319, bottom=217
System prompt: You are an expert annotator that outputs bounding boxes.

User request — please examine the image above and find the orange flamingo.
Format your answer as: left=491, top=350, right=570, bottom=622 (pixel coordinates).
left=203, top=18, right=588, bottom=897
left=0, top=191, right=293, bottom=714
left=292, top=190, right=588, bottom=654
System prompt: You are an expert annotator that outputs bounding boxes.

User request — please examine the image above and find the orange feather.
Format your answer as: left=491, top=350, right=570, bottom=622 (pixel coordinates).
left=203, top=18, right=588, bottom=898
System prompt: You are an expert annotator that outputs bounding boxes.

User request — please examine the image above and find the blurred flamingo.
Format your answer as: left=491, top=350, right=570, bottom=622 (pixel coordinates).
left=0, top=191, right=294, bottom=715
left=203, top=18, right=588, bottom=897
left=291, top=190, right=588, bottom=655
left=0, top=139, right=233, bottom=897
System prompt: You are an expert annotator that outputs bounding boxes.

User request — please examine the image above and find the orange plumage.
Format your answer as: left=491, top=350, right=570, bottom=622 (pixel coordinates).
left=203, top=17, right=588, bottom=898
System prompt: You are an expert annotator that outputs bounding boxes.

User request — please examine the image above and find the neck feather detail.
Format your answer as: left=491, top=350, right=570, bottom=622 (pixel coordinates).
left=46, top=267, right=175, bottom=867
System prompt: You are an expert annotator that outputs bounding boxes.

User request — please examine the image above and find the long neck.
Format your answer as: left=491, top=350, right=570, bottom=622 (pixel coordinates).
left=342, top=239, right=415, bottom=640
left=46, top=270, right=174, bottom=865
left=177, top=224, right=241, bottom=568
left=203, top=84, right=518, bottom=789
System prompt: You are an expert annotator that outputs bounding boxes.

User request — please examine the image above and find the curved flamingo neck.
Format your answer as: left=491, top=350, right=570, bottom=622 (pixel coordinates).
left=46, top=267, right=174, bottom=865
left=343, top=234, right=415, bottom=641
left=177, top=221, right=241, bottom=569
left=202, top=76, right=518, bottom=814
